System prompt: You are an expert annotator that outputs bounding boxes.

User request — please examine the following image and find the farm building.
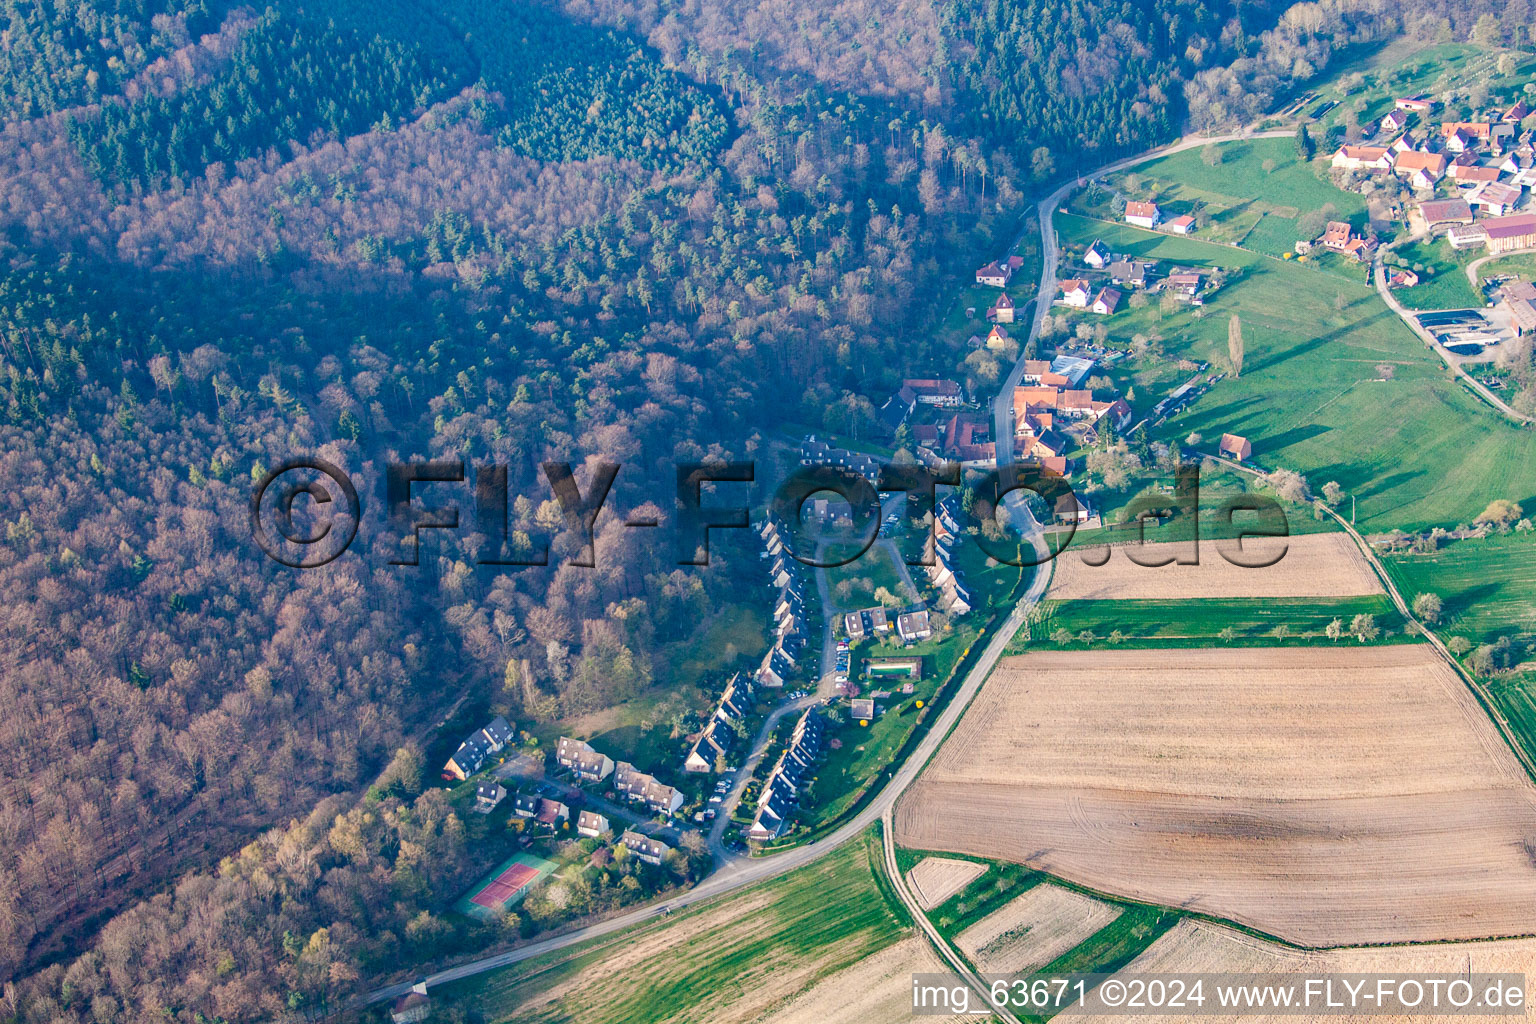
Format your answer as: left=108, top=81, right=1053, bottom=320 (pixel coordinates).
left=1416, top=198, right=1473, bottom=228
left=1166, top=214, right=1196, bottom=234
left=1482, top=214, right=1536, bottom=254
left=1219, top=433, right=1253, bottom=461
left=1447, top=223, right=1489, bottom=250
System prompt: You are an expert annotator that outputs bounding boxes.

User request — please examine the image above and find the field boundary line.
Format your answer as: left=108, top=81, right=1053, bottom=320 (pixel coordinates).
left=1205, top=453, right=1536, bottom=786
left=882, top=807, right=1025, bottom=1024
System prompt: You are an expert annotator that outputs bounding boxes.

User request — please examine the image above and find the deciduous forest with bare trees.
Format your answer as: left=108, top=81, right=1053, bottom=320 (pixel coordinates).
left=0, top=0, right=1528, bottom=1019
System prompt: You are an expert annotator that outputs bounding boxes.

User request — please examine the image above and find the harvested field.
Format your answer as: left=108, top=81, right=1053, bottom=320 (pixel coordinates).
left=1049, top=531, right=1382, bottom=601
left=1077, top=920, right=1536, bottom=1023
left=907, top=857, right=988, bottom=910
left=762, top=937, right=984, bottom=1024
left=955, top=883, right=1120, bottom=974
left=896, top=645, right=1536, bottom=946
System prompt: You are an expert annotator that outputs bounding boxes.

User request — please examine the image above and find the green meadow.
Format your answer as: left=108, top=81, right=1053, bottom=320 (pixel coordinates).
left=1054, top=213, right=1536, bottom=533
left=447, top=830, right=908, bottom=1024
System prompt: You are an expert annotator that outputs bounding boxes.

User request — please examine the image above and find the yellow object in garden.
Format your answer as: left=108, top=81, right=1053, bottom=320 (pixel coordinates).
left=859, top=719, right=870, bottom=727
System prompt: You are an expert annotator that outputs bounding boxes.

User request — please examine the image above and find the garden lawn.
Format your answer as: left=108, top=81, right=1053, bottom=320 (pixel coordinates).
left=1389, top=235, right=1483, bottom=311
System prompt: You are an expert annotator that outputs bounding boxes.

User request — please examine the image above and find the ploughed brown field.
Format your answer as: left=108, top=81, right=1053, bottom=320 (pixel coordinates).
left=1047, top=531, right=1382, bottom=601
left=1078, top=920, right=1536, bottom=1023
left=956, top=883, right=1119, bottom=974
left=896, top=646, right=1536, bottom=947
left=906, top=856, right=988, bottom=910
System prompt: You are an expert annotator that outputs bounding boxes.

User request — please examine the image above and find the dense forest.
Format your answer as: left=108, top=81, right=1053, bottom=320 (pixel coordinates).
left=0, top=0, right=1529, bottom=1019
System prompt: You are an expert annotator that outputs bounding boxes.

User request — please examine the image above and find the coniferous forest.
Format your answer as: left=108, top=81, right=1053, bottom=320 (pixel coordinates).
left=0, top=0, right=1526, bottom=1019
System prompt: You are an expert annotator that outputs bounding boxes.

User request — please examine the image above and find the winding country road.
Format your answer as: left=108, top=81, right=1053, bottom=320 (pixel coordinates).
left=365, top=126, right=1302, bottom=1010
left=366, top=509, right=1052, bottom=1006
left=1372, top=252, right=1534, bottom=424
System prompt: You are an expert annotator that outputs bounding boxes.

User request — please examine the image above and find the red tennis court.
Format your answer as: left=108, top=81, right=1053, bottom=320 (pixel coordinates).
left=470, top=862, right=541, bottom=908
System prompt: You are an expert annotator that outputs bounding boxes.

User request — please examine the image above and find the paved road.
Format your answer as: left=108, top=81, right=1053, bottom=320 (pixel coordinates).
left=1372, top=252, right=1534, bottom=424
left=366, top=131, right=1308, bottom=1009
left=996, top=128, right=1292, bottom=453
left=366, top=511, right=1052, bottom=1006
left=882, top=805, right=1025, bottom=1024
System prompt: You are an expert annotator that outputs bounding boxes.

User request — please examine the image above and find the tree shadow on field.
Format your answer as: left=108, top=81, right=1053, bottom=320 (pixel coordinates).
left=1447, top=582, right=1502, bottom=620
left=1353, top=469, right=1423, bottom=504
left=1245, top=305, right=1395, bottom=376
left=1256, top=423, right=1331, bottom=454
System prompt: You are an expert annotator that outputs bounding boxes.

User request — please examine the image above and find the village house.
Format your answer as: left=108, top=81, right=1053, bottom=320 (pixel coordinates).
left=986, top=293, right=1016, bottom=323
left=620, top=830, right=672, bottom=866
left=535, top=798, right=569, bottom=826
left=613, top=762, right=684, bottom=816
left=474, top=782, right=506, bottom=814
left=443, top=715, right=515, bottom=781
left=1319, top=220, right=1374, bottom=261
left=1393, top=150, right=1447, bottom=189
left=1442, top=121, right=1494, bottom=144
left=1058, top=279, right=1091, bottom=307
left=1388, top=268, right=1420, bottom=288
left=1106, top=260, right=1147, bottom=287
left=1482, top=213, right=1536, bottom=254
left=1219, top=433, right=1253, bottom=462
left=1378, top=109, right=1409, bottom=134
left=1331, top=144, right=1392, bottom=171
left=984, top=324, right=1011, bottom=350
left=1164, top=271, right=1202, bottom=299
left=905, top=378, right=965, bottom=406
left=1124, top=201, right=1161, bottom=229
left=878, top=384, right=916, bottom=432
left=391, top=987, right=432, bottom=1024
left=1165, top=214, right=1196, bottom=234
left=1090, top=287, right=1122, bottom=314
left=1054, top=492, right=1094, bottom=524
left=556, top=736, right=616, bottom=782
left=844, top=607, right=891, bottom=640
left=799, top=437, right=881, bottom=483
left=896, top=609, right=932, bottom=643
left=512, top=792, right=539, bottom=817
left=1506, top=99, right=1530, bottom=123
left=975, top=260, right=1011, bottom=287
left=1083, top=239, right=1110, bottom=268
left=939, top=412, right=994, bottom=463
left=755, top=645, right=795, bottom=687
left=576, top=810, right=610, bottom=837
